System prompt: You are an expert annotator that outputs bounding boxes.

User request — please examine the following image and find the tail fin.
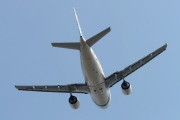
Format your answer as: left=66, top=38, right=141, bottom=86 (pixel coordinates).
left=51, top=8, right=82, bottom=50
left=51, top=8, right=111, bottom=50
left=73, top=8, right=83, bottom=37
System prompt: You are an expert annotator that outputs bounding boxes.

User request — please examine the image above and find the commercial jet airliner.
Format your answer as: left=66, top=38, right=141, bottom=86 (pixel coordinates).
left=15, top=8, right=167, bottom=109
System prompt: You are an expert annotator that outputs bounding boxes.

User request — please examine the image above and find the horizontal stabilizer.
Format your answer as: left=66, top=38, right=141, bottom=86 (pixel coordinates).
left=51, top=42, right=80, bottom=50
left=86, top=27, right=111, bottom=47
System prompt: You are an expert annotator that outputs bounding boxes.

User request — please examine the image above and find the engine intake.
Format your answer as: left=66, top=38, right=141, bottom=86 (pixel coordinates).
left=69, top=95, right=80, bottom=109
left=121, top=81, right=132, bottom=95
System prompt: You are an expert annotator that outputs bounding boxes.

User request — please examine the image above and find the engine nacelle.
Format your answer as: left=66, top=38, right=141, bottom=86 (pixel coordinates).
left=69, top=95, right=80, bottom=109
left=121, top=81, right=132, bottom=95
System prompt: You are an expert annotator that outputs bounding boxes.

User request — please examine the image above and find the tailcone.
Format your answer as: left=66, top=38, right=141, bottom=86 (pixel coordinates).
left=80, top=36, right=86, bottom=44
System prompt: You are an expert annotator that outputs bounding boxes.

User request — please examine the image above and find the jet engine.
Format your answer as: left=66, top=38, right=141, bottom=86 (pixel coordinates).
left=121, top=81, right=132, bottom=95
left=69, top=95, right=80, bottom=109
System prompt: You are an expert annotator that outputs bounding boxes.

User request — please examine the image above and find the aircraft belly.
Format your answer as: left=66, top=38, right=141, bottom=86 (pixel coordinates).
left=90, top=83, right=110, bottom=107
left=81, top=48, right=105, bottom=84
left=84, top=61, right=103, bottom=83
left=80, top=43, right=110, bottom=107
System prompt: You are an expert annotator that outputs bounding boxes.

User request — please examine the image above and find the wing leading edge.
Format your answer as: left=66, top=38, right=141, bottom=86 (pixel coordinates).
left=15, top=83, right=89, bottom=94
left=105, top=44, right=167, bottom=88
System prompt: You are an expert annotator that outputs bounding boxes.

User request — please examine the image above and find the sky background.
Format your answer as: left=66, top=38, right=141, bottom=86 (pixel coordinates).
left=0, top=0, right=179, bottom=120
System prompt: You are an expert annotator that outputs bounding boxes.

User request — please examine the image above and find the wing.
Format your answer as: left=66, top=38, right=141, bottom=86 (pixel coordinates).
left=15, top=83, right=89, bottom=94
left=105, top=44, right=167, bottom=88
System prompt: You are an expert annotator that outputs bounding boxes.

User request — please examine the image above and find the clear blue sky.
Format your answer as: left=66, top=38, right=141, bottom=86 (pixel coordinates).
left=0, top=0, right=179, bottom=120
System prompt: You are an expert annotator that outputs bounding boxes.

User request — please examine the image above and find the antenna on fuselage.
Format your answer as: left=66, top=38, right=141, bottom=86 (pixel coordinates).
left=73, top=7, right=83, bottom=37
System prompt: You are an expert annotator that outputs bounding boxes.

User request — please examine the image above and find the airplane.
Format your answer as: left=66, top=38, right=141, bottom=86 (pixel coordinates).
left=15, top=8, right=167, bottom=109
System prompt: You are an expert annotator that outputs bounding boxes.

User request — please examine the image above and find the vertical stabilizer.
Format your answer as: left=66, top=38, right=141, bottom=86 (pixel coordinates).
left=73, top=8, right=83, bottom=37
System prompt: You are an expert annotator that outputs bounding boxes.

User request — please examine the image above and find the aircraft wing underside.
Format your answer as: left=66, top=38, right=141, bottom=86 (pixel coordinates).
left=105, top=44, right=167, bottom=88
left=15, top=83, right=89, bottom=94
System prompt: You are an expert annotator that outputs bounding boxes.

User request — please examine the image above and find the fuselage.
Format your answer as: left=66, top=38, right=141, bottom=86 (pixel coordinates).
left=80, top=37, right=111, bottom=108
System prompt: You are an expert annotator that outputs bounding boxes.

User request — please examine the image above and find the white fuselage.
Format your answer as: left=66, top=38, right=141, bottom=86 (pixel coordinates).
left=80, top=37, right=111, bottom=108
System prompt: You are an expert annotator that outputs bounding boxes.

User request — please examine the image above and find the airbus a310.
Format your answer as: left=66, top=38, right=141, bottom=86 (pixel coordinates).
left=15, top=8, right=167, bottom=109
